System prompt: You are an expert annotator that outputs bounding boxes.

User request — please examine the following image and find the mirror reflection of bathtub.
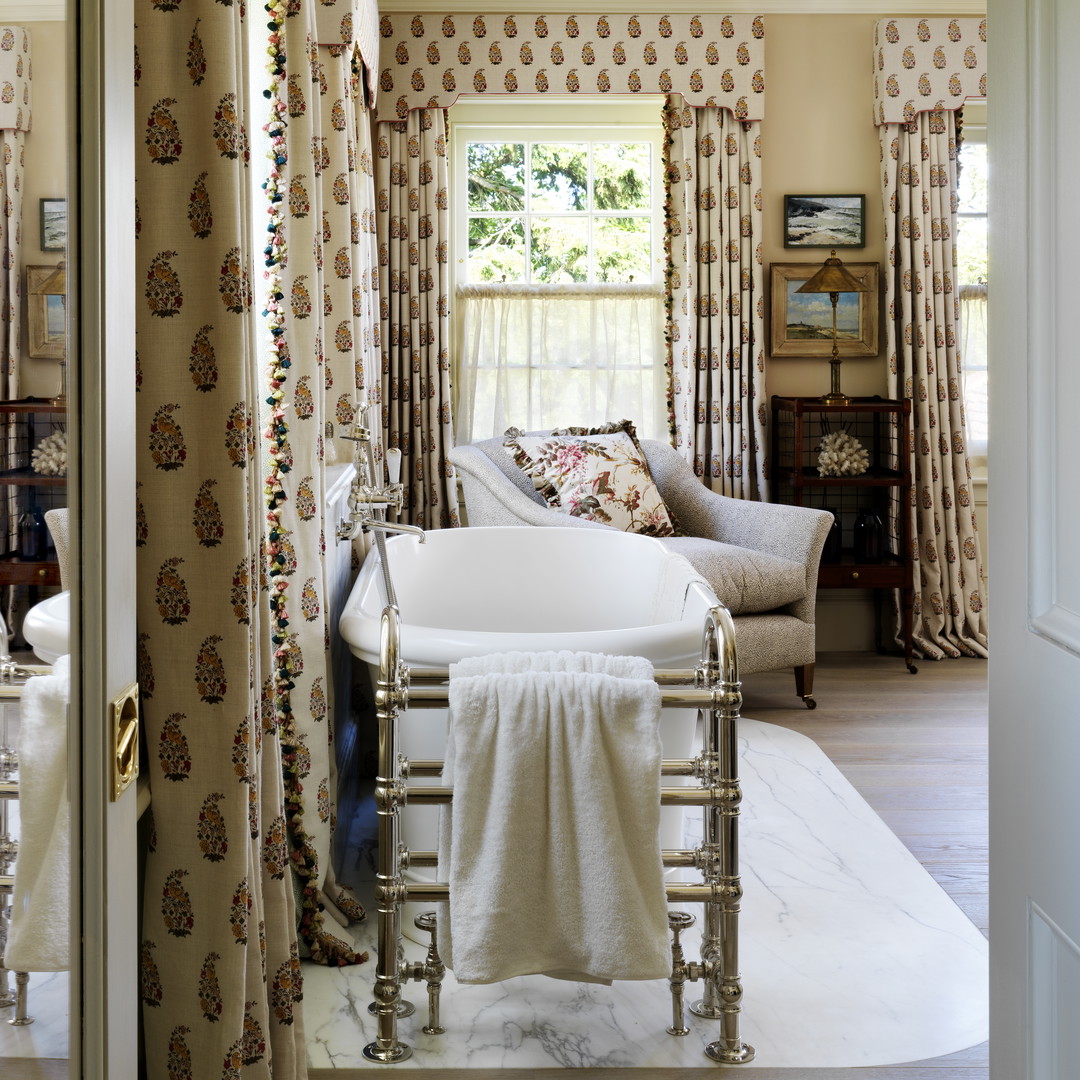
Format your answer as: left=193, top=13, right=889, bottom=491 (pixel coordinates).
left=340, top=526, right=720, bottom=932
left=22, top=590, right=69, bottom=666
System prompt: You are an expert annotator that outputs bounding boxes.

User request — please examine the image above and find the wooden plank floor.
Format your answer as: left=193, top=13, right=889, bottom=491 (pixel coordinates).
left=343, top=652, right=989, bottom=1080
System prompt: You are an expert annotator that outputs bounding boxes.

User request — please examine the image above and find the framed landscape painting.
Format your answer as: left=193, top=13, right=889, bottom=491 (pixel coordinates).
left=783, top=194, right=865, bottom=248
left=770, top=262, right=879, bottom=358
left=27, top=265, right=66, bottom=360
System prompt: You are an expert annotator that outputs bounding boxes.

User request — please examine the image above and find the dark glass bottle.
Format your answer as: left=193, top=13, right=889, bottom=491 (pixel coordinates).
left=821, top=507, right=842, bottom=564
left=853, top=510, right=885, bottom=564
left=18, top=506, right=47, bottom=561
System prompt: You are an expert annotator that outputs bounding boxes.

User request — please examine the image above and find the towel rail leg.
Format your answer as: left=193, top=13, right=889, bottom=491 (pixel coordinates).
left=363, top=604, right=414, bottom=1065
left=692, top=606, right=755, bottom=1065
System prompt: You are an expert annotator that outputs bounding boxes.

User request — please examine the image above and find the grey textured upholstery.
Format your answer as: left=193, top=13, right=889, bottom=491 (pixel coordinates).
left=448, top=436, right=833, bottom=704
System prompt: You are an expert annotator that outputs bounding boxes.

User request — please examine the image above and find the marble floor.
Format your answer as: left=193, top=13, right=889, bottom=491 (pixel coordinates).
left=305, top=717, right=989, bottom=1073
left=0, top=969, right=69, bottom=1070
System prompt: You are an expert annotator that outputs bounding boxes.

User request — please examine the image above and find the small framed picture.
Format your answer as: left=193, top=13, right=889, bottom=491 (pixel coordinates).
left=40, top=198, right=66, bottom=252
left=770, top=261, right=879, bottom=358
left=783, top=194, right=865, bottom=248
left=26, top=265, right=66, bottom=360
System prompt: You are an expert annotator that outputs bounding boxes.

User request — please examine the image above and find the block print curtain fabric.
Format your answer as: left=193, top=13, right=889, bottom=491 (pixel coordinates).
left=873, top=17, right=987, bottom=126
left=135, top=3, right=306, bottom=1078
left=376, top=108, right=459, bottom=529
left=0, top=27, right=30, bottom=563
left=265, top=1, right=378, bottom=965
left=663, top=96, right=766, bottom=499
left=0, top=128, right=21, bottom=403
left=374, top=12, right=767, bottom=120
left=880, top=108, right=988, bottom=659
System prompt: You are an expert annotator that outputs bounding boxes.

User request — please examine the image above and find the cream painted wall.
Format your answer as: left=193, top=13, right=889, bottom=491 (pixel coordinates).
left=762, top=15, right=889, bottom=404
left=19, top=20, right=68, bottom=400
left=763, top=16, right=890, bottom=650
left=762, top=14, right=989, bottom=651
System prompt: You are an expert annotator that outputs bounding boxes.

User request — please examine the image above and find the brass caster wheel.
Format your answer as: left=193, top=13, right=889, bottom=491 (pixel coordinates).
left=906, top=662, right=919, bottom=675
left=802, top=695, right=817, bottom=710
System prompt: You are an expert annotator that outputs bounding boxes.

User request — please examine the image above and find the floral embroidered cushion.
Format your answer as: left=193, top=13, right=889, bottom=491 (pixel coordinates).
left=504, top=421, right=676, bottom=537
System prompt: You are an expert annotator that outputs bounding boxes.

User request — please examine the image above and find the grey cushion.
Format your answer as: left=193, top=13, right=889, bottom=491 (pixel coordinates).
left=661, top=536, right=807, bottom=616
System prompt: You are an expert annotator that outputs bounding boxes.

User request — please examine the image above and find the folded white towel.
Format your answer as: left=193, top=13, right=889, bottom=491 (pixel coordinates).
left=438, top=652, right=670, bottom=985
left=5, top=655, right=71, bottom=973
left=452, top=650, right=654, bottom=679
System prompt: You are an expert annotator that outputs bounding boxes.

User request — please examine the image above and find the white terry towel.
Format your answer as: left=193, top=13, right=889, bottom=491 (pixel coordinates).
left=6, top=655, right=71, bottom=972
left=437, top=651, right=670, bottom=985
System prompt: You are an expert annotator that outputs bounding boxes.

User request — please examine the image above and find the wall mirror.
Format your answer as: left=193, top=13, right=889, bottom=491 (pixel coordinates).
left=0, top=2, right=76, bottom=1077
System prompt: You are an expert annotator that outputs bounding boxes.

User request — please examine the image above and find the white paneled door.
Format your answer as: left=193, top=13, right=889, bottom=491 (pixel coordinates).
left=76, top=0, right=139, bottom=1076
left=989, top=1, right=1080, bottom=1078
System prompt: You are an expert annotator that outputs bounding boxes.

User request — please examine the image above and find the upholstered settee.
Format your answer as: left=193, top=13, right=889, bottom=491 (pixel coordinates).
left=448, top=436, right=833, bottom=707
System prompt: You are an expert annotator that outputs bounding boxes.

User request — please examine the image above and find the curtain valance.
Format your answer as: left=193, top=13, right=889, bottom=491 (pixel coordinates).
left=313, top=0, right=381, bottom=105
left=0, top=27, right=31, bottom=132
left=873, top=17, right=986, bottom=126
left=374, top=12, right=766, bottom=121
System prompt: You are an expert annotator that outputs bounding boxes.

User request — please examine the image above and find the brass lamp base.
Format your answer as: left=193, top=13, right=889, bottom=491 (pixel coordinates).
left=820, top=355, right=849, bottom=406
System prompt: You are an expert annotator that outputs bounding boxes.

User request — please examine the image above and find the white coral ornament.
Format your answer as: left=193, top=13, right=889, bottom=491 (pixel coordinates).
left=31, top=429, right=67, bottom=477
left=817, top=431, right=869, bottom=477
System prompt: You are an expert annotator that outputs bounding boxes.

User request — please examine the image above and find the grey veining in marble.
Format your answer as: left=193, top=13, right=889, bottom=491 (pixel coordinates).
left=305, top=718, right=988, bottom=1071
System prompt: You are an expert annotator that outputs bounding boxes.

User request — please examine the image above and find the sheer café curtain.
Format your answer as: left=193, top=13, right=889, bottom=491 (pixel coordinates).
left=454, top=283, right=666, bottom=443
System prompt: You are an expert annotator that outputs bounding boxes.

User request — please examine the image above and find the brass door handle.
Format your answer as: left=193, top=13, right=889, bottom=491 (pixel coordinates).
left=111, top=683, right=140, bottom=800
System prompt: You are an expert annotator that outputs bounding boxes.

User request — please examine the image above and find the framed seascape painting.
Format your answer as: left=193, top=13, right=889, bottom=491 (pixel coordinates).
left=27, top=265, right=67, bottom=360
left=770, top=262, right=879, bottom=358
left=40, top=197, right=67, bottom=252
left=783, top=194, right=865, bottom=248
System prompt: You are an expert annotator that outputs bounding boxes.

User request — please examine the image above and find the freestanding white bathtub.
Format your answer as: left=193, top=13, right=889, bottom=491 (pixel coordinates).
left=339, top=526, right=719, bottom=930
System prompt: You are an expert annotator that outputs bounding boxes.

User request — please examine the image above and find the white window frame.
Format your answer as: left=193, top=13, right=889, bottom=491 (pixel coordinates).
left=448, top=99, right=668, bottom=443
left=450, top=99, right=665, bottom=287
left=957, top=103, right=988, bottom=464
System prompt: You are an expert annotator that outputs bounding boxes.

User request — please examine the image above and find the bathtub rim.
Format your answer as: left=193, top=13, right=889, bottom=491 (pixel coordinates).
left=339, top=526, right=720, bottom=669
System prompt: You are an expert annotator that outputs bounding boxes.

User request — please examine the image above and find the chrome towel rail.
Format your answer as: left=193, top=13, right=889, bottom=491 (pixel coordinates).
left=364, top=601, right=755, bottom=1067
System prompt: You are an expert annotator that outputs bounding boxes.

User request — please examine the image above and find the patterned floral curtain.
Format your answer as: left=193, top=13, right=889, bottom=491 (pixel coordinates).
left=0, top=27, right=30, bottom=561
left=880, top=108, right=988, bottom=659
left=663, top=95, right=766, bottom=499
left=264, top=1, right=378, bottom=966
left=375, top=108, right=459, bottom=529
left=135, top=4, right=306, bottom=1077
left=0, top=128, right=22, bottom=402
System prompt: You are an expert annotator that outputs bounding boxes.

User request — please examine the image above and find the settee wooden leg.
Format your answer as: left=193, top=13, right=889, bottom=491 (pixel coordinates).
left=794, top=663, right=816, bottom=710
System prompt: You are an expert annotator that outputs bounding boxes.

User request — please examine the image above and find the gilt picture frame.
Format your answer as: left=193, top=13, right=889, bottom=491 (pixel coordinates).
left=770, top=262, right=879, bottom=358
left=783, top=194, right=866, bottom=248
left=27, top=265, right=67, bottom=360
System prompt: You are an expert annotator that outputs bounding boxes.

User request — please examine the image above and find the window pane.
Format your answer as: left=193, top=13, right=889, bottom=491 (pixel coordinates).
left=594, top=217, right=651, bottom=282
left=531, top=218, right=588, bottom=282
left=530, top=143, right=588, bottom=212
left=468, top=217, right=526, bottom=282
left=957, top=142, right=987, bottom=215
left=957, top=216, right=987, bottom=286
left=593, top=143, right=651, bottom=210
left=467, top=142, right=525, bottom=212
